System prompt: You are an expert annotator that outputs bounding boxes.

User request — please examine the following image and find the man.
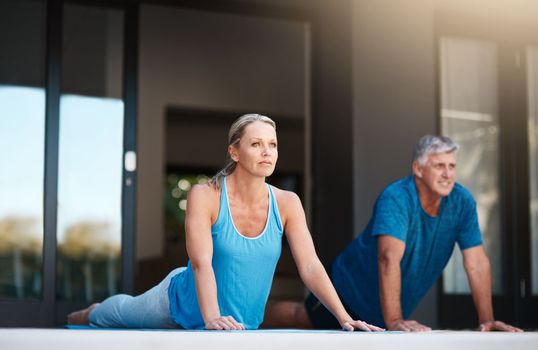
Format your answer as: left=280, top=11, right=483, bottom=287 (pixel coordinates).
left=264, top=135, right=522, bottom=332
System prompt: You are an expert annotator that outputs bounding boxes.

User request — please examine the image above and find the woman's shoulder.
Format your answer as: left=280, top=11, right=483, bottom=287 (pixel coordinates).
left=271, top=186, right=302, bottom=215
left=271, top=185, right=300, bottom=200
left=189, top=182, right=220, bottom=198
left=187, top=183, right=221, bottom=216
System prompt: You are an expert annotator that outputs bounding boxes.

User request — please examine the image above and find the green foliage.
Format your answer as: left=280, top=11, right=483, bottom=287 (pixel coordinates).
left=164, top=173, right=210, bottom=243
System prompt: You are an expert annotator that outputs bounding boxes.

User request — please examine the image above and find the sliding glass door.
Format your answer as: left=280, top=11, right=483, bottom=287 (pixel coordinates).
left=0, top=0, right=136, bottom=327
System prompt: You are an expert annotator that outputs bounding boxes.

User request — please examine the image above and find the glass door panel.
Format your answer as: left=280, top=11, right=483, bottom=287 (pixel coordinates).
left=57, top=4, right=124, bottom=302
left=440, top=37, right=503, bottom=295
left=0, top=0, right=46, bottom=301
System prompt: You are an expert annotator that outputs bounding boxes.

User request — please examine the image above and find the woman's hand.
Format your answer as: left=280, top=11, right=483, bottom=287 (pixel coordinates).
left=341, top=319, right=385, bottom=332
left=205, top=316, right=245, bottom=330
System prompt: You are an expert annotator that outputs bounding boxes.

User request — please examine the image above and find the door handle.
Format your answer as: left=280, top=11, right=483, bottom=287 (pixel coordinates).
left=124, top=151, right=136, bottom=172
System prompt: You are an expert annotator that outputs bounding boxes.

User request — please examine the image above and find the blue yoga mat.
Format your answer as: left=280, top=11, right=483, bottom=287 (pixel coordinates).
left=65, top=325, right=399, bottom=333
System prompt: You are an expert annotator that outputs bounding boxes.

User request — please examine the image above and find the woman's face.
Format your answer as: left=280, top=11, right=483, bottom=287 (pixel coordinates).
left=230, top=121, right=278, bottom=178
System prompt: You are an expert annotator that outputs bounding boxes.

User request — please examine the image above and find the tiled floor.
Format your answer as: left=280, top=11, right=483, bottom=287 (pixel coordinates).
left=2, top=329, right=538, bottom=350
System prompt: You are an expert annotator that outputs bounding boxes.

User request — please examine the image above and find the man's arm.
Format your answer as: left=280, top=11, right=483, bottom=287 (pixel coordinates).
left=378, top=235, right=431, bottom=332
left=462, top=246, right=522, bottom=332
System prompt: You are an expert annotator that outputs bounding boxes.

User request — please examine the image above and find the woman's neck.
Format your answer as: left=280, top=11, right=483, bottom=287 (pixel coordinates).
left=226, top=170, right=267, bottom=205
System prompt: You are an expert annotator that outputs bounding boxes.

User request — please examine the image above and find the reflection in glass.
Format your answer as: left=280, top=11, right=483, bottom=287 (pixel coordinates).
left=57, top=4, right=124, bottom=301
left=0, top=0, right=46, bottom=300
left=528, top=47, right=538, bottom=295
left=440, top=37, right=503, bottom=294
left=57, top=96, right=123, bottom=301
left=0, top=86, right=45, bottom=300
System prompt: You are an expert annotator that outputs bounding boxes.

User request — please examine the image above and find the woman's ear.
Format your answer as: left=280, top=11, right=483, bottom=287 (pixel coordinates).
left=229, top=145, right=239, bottom=162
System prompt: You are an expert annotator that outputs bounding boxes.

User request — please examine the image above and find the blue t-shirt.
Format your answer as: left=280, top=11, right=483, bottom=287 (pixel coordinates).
left=331, top=175, right=482, bottom=327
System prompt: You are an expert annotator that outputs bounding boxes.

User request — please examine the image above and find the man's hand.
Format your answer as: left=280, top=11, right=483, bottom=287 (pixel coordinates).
left=479, top=320, right=523, bottom=332
left=387, top=319, right=431, bottom=332
left=205, top=316, right=245, bottom=330
left=341, top=319, right=385, bottom=332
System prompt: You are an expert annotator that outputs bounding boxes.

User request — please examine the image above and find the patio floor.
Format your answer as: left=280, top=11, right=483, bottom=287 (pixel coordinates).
left=2, top=328, right=538, bottom=350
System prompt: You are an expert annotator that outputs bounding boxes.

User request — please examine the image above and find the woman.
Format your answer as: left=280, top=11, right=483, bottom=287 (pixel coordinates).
left=68, top=114, right=382, bottom=331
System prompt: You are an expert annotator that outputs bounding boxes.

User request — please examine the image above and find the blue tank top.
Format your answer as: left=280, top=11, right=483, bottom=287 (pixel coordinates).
left=168, top=177, right=283, bottom=329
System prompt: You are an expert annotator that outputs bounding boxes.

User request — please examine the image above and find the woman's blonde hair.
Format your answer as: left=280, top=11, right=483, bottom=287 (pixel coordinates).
left=209, top=113, right=276, bottom=189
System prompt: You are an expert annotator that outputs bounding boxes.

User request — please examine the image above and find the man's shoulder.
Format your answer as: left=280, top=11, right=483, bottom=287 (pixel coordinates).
left=375, top=176, right=417, bottom=211
left=381, top=176, right=415, bottom=198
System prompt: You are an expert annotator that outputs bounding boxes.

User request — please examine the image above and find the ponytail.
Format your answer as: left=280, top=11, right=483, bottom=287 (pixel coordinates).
left=209, top=159, right=237, bottom=190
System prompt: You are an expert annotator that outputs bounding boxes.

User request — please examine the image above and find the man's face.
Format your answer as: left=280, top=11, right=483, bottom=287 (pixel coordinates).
left=413, top=152, right=456, bottom=198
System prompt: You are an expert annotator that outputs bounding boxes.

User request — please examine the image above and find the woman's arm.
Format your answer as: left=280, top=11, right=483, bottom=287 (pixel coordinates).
left=278, top=190, right=383, bottom=332
left=185, top=184, right=244, bottom=330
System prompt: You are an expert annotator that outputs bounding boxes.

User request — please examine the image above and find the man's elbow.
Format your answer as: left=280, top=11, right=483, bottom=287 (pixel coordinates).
left=378, top=250, right=401, bottom=270
left=465, top=254, right=491, bottom=275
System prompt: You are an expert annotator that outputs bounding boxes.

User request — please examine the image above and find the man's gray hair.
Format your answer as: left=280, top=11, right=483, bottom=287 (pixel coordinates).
left=413, top=135, right=459, bottom=165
